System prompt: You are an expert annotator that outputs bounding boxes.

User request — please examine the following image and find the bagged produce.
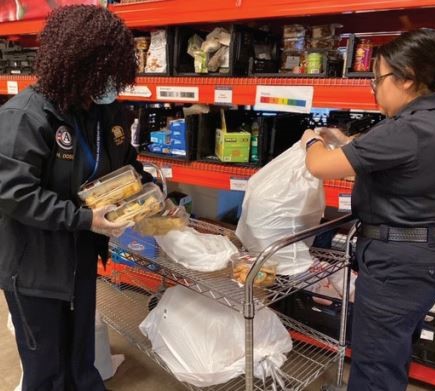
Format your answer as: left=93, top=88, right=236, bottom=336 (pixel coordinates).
left=155, top=227, right=238, bottom=272
left=236, top=141, right=325, bottom=275
left=140, top=285, right=292, bottom=387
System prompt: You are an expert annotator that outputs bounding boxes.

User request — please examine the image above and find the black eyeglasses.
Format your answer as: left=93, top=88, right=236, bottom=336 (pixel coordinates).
left=370, top=72, right=394, bottom=91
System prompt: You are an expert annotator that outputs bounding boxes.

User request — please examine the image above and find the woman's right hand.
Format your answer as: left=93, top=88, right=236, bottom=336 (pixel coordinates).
left=90, top=205, right=131, bottom=237
left=316, top=127, right=351, bottom=148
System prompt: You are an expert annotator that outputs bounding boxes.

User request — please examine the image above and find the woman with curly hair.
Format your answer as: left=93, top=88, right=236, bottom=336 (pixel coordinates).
left=0, top=5, right=151, bottom=390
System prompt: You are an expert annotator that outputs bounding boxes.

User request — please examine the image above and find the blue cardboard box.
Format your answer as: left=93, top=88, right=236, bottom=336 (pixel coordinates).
left=150, top=130, right=170, bottom=145
left=110, top=228, right=160, bottom=272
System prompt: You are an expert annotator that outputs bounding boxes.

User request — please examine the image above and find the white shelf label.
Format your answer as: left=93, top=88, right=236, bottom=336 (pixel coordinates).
left=157, top=86, right=199, bottom=102
left=254, top=85, right=313, bottom=113
left=161, top=166, right=173, bottom=179
left=143, top=166, right=157, bottom=177
left=338, top=193, right=352, bottom=212
left=120, top=85, right=152, bottom=98
left=7, top=81, right=18, bottom=95
left=421, top=329, right=434, bottom=341
left=230, top=177, right=248, bottom=192
left=214, top=86, right=233, bottom=104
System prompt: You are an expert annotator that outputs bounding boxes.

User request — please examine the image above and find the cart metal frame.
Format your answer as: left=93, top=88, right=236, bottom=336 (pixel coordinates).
left=98, top=213, right=358, bottom=391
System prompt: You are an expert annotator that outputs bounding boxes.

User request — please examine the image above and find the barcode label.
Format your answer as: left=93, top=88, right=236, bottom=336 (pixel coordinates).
left=157, top=86, right=199, bottom=102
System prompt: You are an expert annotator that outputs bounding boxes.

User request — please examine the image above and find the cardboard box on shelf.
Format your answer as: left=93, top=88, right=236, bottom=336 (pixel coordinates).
left=215, top=109, right=251, bottom=163
left=215, top=128, right=251, bottom=162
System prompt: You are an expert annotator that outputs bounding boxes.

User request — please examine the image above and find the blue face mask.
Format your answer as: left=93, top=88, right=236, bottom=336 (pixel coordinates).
left=92, top=79, right=118, bottom=105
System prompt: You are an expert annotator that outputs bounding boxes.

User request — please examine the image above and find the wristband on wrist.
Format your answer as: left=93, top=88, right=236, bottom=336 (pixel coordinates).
left=305, top=137, right=323, bottom=150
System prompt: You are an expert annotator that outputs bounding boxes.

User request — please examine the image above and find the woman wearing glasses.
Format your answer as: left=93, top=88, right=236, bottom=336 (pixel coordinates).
left=301, top=29, right=435, bottom=390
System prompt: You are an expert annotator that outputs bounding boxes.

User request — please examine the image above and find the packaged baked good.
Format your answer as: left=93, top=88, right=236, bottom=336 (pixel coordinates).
left=78, top=165, right=142, bottom=209
left=133, top=200, right=189, bottom=236
left=105, top=183, right=165, bottom=224
left=231, top=253, right=277, bottom=287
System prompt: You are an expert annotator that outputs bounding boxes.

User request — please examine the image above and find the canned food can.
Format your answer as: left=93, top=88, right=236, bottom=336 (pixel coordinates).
left=307, top=52, right=323, bottom=74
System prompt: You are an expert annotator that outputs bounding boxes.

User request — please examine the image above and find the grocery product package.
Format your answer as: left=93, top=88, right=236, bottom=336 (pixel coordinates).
left=155, top=226, right=238, bottom=272
left=134, top=199, right=189, bottom=236
left=236, top=141, right=325, bottom=275
left=140, top=285, right=292, bottom=387
left=304, top=260, right=357, bottom=305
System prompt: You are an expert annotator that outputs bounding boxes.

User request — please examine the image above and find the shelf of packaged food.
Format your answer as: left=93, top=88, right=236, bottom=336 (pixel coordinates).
left=138, top=155, right=353, bottom=208
left=108, top=0, right=435, bottom=28
left=0, top=75, right=378, bottom=110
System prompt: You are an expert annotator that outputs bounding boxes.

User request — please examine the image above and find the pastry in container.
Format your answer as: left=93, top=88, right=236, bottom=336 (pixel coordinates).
left=105, top=182, right=165, bottom=224
left=133, top=199, right=189, bottom=236
left=231, top=253, right=277, bottom=287
left=78, top=165, right=142, bottom=209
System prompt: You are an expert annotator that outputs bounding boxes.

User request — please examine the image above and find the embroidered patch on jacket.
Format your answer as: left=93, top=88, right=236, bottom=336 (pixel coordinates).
left=55, top=126, right=73, bottom=151
left=112, top=125, right=125, bottom=146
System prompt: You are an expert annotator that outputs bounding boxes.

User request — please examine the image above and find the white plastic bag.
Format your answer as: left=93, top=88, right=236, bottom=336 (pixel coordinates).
left=140, top=286, right=292, bottom=387
left=305, top=260, right=357, bottom=304
left=236, top=141, right=325, bottom=275
left=155, top=227, right=238, bottom=272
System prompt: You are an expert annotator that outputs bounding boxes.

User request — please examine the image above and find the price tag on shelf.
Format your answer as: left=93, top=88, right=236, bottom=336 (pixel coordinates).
left=7, top=81, right=18, bottom=95
left=254, top=85, right=313, bottom=113
left=157, top=86, right=199, bottom=102
left=214, top=86, right=232, bottom=105
left=120, top=85, right=152, bottom=98
left=420, top=329, right=434, bottom=341
left=161, top=166, right=173, bottom=179
left=143, top=165, right=157, bottom=177
left=230, top=177, right=248, bottom=192
left=338, top=193, right=352, bottom=212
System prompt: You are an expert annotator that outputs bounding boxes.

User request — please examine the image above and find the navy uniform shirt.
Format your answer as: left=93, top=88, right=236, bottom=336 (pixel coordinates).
left=342, top=93, right=435, bottom=227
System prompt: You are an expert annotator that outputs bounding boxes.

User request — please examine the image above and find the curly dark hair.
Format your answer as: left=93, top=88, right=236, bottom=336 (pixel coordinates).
left=35, top=5, right=136, bottom=112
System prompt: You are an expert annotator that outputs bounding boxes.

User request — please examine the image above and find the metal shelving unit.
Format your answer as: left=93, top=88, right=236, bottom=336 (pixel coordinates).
left=108, top=218, right=350, bottom=313
left=98, top=214, right=357, bottom=391
left=97, top=274, right=340, bottom=391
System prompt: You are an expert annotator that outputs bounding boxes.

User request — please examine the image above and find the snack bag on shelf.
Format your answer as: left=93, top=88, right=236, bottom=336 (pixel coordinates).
left=140, top=285, right=292, bottom=387
left=236, top=141, right=325, bottom=275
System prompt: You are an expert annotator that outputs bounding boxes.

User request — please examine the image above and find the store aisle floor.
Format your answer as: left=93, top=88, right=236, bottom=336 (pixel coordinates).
left=0, top=294, right=432, bottom=391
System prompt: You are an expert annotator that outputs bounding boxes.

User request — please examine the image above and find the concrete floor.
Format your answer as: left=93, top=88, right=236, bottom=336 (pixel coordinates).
left=0, top=292, right=433, bottom=391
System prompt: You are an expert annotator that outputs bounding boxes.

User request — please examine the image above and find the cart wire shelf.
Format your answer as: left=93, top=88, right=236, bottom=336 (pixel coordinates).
left=109, top=219, right=349, bottom=313
left=97, top=275, right=340, bottom=391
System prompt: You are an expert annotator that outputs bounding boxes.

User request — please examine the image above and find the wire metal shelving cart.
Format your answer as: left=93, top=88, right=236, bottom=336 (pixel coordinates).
left=97, top=214, right=358, bottom=391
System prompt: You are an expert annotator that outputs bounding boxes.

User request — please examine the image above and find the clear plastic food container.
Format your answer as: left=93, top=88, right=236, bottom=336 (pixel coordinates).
left=105, top=182, right=165, bottom=224
left=231, top=253, right=277, bottom=287
left=133, top=199, right=189, bottom=236
left=78, top=165, right=142, bottom=209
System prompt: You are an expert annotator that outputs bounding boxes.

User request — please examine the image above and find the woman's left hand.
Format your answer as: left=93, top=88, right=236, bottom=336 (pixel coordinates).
left=301, top=129, right=322, bottom=148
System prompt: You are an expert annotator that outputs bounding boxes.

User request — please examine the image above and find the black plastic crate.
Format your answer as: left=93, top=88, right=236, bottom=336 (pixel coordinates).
left=133, top=28, right=174, bottom=76
left=137, top=106, right=199, bottom=162
left=412, top=317, right=435, bottom=368
left=344, top=34, right=375, bottom=78
left=173, top=24, right=251, bottom=77
left=327, top=110, right=385, bottom=136
left=195, top=110, right=310, bottom=167
left=272, top=289, right=353, bottom=345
